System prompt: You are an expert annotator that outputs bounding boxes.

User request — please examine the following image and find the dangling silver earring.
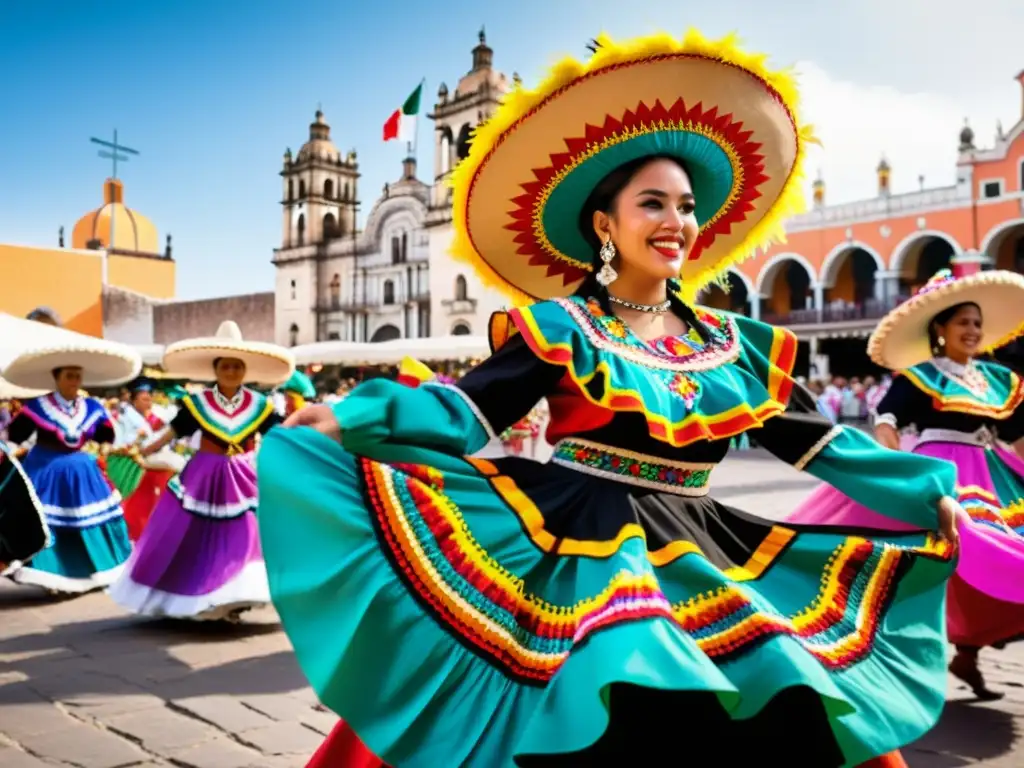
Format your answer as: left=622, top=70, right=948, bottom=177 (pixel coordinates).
left=596, top=239, right=618, bottom=286
left=938, top=335, right=946, bottom=348
left=933, top=335, right=945, bottom=355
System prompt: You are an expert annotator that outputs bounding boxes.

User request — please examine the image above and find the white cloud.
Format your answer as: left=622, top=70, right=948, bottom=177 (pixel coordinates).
left=795, top=61, right=1008, bottom=204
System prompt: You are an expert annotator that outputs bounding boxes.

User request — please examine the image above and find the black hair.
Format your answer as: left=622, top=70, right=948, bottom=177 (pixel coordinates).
left=212, top=357, right=246, bottom=372
left=928, top=301, right=981, bottom=354
left=51, top=366, right=82, bottom=380
left=573, top=154, right=706, bottom=338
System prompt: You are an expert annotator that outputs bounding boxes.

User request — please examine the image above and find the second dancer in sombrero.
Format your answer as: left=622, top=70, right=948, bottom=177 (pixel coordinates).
left=259, top=32, right=965, bottom=766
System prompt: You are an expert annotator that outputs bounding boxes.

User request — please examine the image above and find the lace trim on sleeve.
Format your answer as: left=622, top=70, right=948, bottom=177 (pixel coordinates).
left=793, top=426, right=842, bottom=472
left=874, top=413, right=898, bottom=429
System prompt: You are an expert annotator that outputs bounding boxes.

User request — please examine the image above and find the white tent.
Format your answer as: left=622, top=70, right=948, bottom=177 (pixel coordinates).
left=290, top=335, right=491, bottom=366
left=376, top=335, right=490, bottom=362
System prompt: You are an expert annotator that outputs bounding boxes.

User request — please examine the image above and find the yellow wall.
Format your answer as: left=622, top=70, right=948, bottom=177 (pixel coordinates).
left=0, top=245, right=104, bottom=335
left=0, top=244, right=176, bottom=337
left=108, top=254, right=176, bottom=299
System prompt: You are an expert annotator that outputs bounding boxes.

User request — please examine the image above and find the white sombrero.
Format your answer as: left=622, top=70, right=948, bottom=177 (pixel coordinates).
left=2, top=336, right=142, bottom=391
left=868, top=269, right=1024, bottom=370
left=0, top=375, right=47, bottom=401
left=161, top=321, right=295, bottom=386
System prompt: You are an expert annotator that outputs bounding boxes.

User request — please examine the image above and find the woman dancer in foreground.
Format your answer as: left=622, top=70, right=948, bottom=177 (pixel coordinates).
left=261, top=31, right=966, bottom=766
left=3, top=338, right=139, bottom=593
left=790, top=268, right=1024, bottom=700
left=109, top=321, right=292, bottom=621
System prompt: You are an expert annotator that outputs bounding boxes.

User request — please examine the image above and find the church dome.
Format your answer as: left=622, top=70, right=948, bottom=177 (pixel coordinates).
left=71, top=178, right=160, bottom=254
left=297, top=109, right=341, bottom=163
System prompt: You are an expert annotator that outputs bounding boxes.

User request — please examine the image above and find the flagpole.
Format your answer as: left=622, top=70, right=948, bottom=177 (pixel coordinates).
left=410, top=77, right=426, bottom=164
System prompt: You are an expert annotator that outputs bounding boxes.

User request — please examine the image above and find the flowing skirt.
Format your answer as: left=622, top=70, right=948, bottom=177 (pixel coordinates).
left=307, top=720, right=388, bottom=768
left=121, top=468, right=176, bottom=542
left=789, top=440, right=1024, bottom=647
left=103, top=453, right=145, bottom=499
left=10, top=446, right=131, bottom=593
left=258, top=429, right=954, bottom=767
left=109, top=450, right=268, bottom=620
left=0, top=443, right=50, bottom=572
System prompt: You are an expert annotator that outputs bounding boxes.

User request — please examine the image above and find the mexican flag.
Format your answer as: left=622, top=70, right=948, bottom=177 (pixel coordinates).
left=383, top=83, right=423, bottom=142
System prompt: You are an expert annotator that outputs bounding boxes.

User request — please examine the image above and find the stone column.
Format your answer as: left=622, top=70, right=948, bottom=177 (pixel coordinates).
left=750, top=294, right=762, bottom=321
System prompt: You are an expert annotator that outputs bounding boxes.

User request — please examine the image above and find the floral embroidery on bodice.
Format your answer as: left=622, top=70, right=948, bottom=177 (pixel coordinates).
left=561, top=297, right=740, bottom=373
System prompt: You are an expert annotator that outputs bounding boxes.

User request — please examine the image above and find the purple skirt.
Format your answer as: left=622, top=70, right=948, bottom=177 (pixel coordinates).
left=109, top=450, right=268, bottom=619
left=788, top=440, right=1024, bottom=646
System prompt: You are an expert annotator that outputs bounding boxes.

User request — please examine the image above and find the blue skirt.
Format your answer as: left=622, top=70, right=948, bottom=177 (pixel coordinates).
left=11, top=445, right=131, bottom=593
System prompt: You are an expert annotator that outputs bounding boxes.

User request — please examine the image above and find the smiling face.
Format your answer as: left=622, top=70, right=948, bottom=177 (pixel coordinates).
left=935, top=303, right=983, bottom=360
left=214, top=357, right=246, bottom=391
left=591, top=157, right=699, bottom=284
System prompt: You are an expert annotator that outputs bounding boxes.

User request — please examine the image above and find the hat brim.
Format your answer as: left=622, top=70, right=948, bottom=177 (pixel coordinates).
left=868, top=271, right=1024, bottom=370
left=2, top=347, right=142, bottom=390
left=450, top=30, right=811, bottom=304
left=162, top=339, right=295, bottom=386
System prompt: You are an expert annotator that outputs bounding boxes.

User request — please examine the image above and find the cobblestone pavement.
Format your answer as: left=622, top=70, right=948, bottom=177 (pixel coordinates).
left=1, top=451, right=1021, bottom=766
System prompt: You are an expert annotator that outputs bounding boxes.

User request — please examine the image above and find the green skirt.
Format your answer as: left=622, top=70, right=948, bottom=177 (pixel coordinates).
left=104, top=454, right=144, bottom=499
left=257, top=429, right=954, bottom=767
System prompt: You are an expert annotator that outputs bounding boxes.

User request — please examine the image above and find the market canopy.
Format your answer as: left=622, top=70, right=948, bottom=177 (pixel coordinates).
left=291, top=335, right=491, bottom=365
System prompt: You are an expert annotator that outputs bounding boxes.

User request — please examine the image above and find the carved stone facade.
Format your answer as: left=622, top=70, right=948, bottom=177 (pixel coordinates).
left=273, top=30, right=514, bottom=347
left=425, top=29, right=512, bottom=337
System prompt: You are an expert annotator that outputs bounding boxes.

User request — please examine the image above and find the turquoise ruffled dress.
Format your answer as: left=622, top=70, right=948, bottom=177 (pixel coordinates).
left=258, top=298, right=957, bottom=767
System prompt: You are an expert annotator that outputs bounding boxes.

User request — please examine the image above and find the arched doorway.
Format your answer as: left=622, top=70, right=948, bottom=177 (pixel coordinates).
left=370, top=324, right=400, bottom=342
left=893, top=234, right=956, bottom=294
left=989, top=220, right=1024, bottom=274
left=451, top=322, right=471, bottom=336
left=699, top=272, right=751, bottom=315
left=822, top=247, right=879, bottom=307
left=288, top=323, right=299, bottom=347
left=757, top=256, right=815, bottom=318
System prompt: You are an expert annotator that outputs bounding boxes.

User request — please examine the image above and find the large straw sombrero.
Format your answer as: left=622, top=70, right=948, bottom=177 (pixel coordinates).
left=162, top=321, right=295, bottom=386
left=2, top=336, right=142, bottom=390
left=449, top=29, right=813, bottom=304
left=868, top=269, right=1024, bottom=370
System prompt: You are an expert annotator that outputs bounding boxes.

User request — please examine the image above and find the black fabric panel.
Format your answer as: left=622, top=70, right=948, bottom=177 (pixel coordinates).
left=876, top=375, right=930, bottom=429
left=491, top=458, right=780, bottom=571
left=0, top=453, right=47, bottom=564
left=456, top=335, right=565, bottom=436
left=516, top=685, right=844, bottom=766
left=745, top=382, right=835, bottom=466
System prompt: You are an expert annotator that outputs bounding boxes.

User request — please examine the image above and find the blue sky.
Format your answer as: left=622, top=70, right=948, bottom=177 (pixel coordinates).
left=1, top=0, right=1020, bottom=299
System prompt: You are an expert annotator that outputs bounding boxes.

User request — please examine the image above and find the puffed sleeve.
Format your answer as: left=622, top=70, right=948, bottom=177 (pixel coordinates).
left=258, top=411, right=284, bottom=434
left=6, top=413, right=35, bottom=445
left=749, top=380, right=955, bottom=531
left=997, top=399, right=1024, bottom=444
left=169, top=407, right=200, bottom=438
left=874, top=375, right=930, bottom=430
left=334, top=334, right=564, bottom=457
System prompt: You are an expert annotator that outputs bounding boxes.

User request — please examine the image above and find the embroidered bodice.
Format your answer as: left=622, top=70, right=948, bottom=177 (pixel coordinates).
left=875, top=358, right=1024, bottom=441
left=454, top=295, right=832, bottom=472
left=169, top=386, right=281, bottom=453
left=8, top=394, right=115, bottom=451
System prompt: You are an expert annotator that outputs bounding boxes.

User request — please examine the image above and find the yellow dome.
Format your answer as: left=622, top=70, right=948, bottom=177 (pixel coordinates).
left=72, top=178, right=160, bottom=254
